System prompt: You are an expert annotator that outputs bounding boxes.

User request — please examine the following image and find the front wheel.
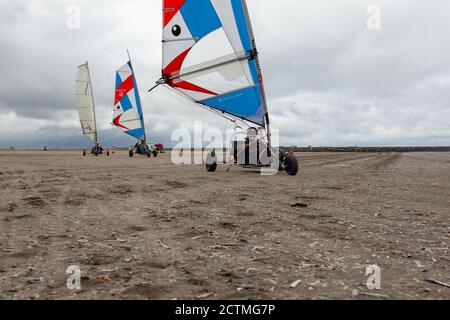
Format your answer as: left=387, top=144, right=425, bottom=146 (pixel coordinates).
left=284, top=154, right=299, bottom=176
left=153, top=150, right=158, bottom=158
left=129, top=149, right=134, bottom=158
left=83, top=150, right=86, bottom=157
left=147, top=150, right=152, bottom=158
left=106, top=150, right=110, bottom=156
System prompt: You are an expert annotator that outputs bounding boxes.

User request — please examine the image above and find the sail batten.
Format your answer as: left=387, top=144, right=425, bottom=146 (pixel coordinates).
left=76, top=63, right=98, bottom=144
left=167, top=51, right=248, bottom=81
left=162, top=0, right=267, bottom=126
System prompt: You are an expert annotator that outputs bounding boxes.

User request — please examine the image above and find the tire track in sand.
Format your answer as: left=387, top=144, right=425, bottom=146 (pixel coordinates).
left=299, top=153, right=382, bottom=167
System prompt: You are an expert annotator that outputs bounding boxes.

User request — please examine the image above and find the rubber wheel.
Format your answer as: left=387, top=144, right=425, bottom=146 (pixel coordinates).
left=153, top=150, right=158, bottom=158
left=284, top=154, right=299, bottom=176
left=206, top=150, right=217, bottom=172
left=106, top=150, right=110, bottom=156
left=147, top=151, right=151, bottom=158
left=206, top=162, right=217, bottom=172
left=129, top=150, right=134, bottom=158
left=83, top=150, right=86, bottom=157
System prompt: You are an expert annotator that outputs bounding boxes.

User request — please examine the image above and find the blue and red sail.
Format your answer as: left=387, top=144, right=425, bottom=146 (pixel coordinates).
left=113, top=60, right=146, bottom=140
left=162, top=0, right=268, bottom=126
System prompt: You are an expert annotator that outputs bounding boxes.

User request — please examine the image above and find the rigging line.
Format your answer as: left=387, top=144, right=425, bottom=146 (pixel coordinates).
left=162, top=80, right=260, bottom=129
left=199, top=105, right=257, bottom=129
left=201, top=104, right=238, bottom=125
left=164, top=84, right=239, bottom=124
left=163, top=84, right=238, bottom=125
left=202, top=104, right=253, bottom=128
left=163, top=84, right=196, bottom=104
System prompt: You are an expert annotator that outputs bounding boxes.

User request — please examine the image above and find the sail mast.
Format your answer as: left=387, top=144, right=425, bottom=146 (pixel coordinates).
left=240, top=0, right=272, bottom=151
left=127, top=50, right=147, bottom=142
left=85, top=62, right=98, bottom=144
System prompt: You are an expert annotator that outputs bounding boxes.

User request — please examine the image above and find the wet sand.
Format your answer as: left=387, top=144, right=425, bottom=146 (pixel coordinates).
left=0, top=150, right=449, bottom=299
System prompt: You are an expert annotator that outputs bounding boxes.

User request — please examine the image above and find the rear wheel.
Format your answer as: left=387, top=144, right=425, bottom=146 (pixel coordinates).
left=147, top=150, right=151, bottom=158
left=284, top=154, right=299, bottom=176
left=206, top=150, right=217, bottom=172
left=106, top=150, right=110, bottom=156
left=153, top=150, right=158, bottom=158
left=83, top=150, right=86, bottom=157
left=129, top=149, right=134, bottom=158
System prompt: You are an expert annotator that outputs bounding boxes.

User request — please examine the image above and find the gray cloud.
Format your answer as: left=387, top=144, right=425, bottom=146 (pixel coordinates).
left=0, top=0, right=449, bottom=148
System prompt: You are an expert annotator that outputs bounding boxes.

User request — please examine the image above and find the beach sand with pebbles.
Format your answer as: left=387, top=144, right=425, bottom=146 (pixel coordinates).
left=0, top=150, right=449, bottom=299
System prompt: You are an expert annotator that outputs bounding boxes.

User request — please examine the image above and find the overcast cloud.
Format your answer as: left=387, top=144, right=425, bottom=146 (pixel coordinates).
left=0, top=0, right=449, bottom=148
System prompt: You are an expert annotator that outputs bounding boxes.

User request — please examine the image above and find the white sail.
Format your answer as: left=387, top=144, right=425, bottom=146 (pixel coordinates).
left=76, top=63, right=97, bottom=144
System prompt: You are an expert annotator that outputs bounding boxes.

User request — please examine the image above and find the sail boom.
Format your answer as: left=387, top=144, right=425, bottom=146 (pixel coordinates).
left=115, top=118, right=144, bottom=125
left=163, top=37, right=197, bottom=43
left=166, top=51, right=249, bottom=81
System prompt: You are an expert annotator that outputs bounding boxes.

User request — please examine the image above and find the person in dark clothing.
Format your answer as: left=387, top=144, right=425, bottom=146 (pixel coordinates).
left=91, top=142, right=103, bottom=155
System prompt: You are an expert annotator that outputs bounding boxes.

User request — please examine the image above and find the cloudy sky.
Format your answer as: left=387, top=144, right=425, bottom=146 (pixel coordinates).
left=0, top=0, right=449, bottom=148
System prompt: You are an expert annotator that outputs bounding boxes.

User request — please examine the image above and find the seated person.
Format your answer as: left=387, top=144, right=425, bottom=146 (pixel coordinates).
left=91, top=143, right=103, bottom=154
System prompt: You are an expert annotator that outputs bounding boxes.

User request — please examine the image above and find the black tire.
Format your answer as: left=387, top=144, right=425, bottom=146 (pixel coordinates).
left=284, top=154, right=299, bottom=176
left=147, top=150, right=151, bottom=158
left=206, top=162, right=217, bottom=172
left=206, top=150, right=217, bottom=172
left=153, top=150, right=158, bottom=158
left=83, top=150, right=86, bottom=157
left=129, top=149, right=134, bottom=158
left=106, top=150, right=110, bottom=156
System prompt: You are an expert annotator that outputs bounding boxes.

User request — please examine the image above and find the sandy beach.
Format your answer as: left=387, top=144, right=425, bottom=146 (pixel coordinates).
left=0, top=151, right=449, bottom=299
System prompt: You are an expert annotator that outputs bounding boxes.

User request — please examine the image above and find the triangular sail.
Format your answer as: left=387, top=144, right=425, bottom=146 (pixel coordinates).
left=113, top=60, right=146, bottom=141
left=76, top=63, right=97, bottom=143
left=162, top=0, right=268, bottom=127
